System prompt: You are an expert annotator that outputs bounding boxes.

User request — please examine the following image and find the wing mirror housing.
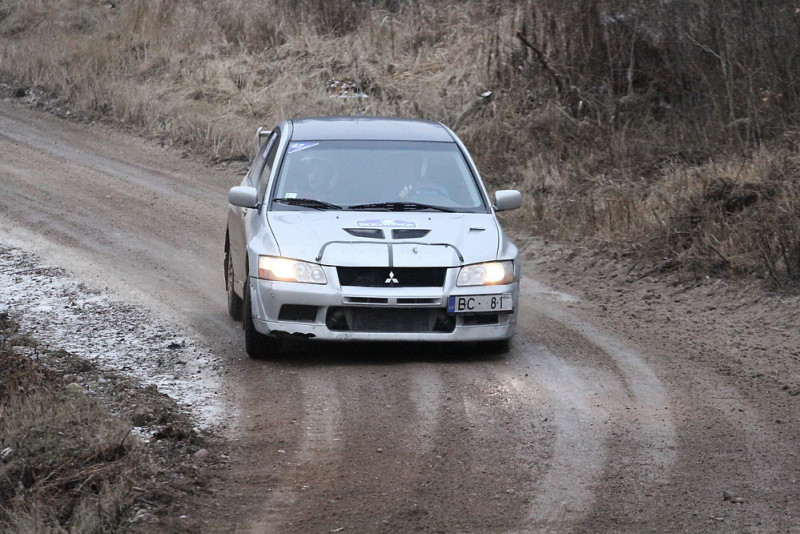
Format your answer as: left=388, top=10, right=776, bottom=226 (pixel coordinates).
left=229, top=186, right=259, bottom=209
left=494, top=190, right=522, bottom=212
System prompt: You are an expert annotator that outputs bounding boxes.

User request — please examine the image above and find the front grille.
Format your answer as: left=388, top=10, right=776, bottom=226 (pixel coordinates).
left=352, top=308, right=429, bottom=332
left=326, top=307, right=455, bottom=333
left=337, top=267, right=446, bottom=288
left=397, top=297, right=441, bottom=305
left=343, top=296, right=389, bottom=304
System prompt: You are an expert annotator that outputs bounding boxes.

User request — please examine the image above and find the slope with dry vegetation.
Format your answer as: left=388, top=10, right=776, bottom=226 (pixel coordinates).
left=0, top=310, right=218, bottom=532
left=1, top=0, right=799, bottom=284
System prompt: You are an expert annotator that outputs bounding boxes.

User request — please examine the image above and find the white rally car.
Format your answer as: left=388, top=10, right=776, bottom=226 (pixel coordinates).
left=224, top=117, right=522, bottom=358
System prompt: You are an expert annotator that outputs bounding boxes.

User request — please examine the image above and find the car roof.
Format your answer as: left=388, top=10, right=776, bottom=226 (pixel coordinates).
left=288, top=116, right=456, bottom=142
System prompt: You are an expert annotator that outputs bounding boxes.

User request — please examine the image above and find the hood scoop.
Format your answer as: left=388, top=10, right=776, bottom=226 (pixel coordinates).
left=344, top=228, right=385, bottom=239
left=392, top=228, right=430, bottom=239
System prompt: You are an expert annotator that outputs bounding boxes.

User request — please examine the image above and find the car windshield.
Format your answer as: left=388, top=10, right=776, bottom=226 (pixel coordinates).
left=271, top=140, right=487, bottom=212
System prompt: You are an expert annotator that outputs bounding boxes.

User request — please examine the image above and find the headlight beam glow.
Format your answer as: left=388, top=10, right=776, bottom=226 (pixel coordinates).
left=258, top=256, right=327, bottom=284
left=456, top=260, right=514, bottom=286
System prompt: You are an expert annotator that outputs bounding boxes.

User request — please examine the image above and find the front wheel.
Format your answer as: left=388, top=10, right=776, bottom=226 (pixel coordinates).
left=225, top=246, right=243, bottom=320
left=242, top=276, right=280, bottom=359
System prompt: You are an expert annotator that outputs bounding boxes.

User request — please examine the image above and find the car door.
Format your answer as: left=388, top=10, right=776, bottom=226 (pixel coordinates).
left=228, top=130, right=280, bottom=292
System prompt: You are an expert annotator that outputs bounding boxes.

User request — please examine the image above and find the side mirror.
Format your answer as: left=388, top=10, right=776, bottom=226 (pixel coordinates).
left=229, top=186, right=259, bottom=209
left=494, top=190, right=522, bottom=212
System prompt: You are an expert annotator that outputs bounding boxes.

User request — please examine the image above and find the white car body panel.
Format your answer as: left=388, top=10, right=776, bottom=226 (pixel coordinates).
left=268, top=212, right=501, bottom=266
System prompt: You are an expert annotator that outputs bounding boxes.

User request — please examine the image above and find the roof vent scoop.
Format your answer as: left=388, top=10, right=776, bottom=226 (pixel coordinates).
left=344, top=228, right=385, bottom=239
left=392, top=229, right=430, bottom=239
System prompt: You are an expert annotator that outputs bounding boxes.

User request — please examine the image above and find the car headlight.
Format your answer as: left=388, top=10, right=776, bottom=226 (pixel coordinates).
left=456, top=261, right=514, bottom=286
left=258, top=256, right=327, bottom=284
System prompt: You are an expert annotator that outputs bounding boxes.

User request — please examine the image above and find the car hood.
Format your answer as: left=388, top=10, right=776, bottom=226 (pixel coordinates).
left=266, top=211, right=502, bottom=267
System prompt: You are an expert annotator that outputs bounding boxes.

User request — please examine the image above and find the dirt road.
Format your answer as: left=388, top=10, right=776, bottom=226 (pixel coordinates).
left=1, top=100, right=798, bottom=533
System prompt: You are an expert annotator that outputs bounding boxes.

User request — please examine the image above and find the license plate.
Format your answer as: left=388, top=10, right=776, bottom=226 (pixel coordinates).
left=447, top=294, right=513, bottom=314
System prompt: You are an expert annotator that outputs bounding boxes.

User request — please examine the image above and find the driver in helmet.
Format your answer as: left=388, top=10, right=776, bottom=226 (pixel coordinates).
left=295, top=156, right=331, bottom=199
left=398, top=156, right=450, bottom=201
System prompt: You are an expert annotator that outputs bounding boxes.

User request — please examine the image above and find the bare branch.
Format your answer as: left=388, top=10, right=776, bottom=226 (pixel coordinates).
left=516, top=31, right=565, bottom=97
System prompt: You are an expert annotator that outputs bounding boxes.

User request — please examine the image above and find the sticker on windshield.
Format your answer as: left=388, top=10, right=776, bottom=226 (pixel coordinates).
left=357, top=219, right=417, bottom=228
left=287, top=142, right=319, bottom=154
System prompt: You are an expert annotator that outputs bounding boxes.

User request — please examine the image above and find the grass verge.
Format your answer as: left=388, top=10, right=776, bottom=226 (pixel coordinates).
left=0, top=311, right=216, bottom=532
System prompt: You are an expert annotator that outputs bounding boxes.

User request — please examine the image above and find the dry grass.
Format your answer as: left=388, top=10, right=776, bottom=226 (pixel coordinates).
left=1, top=0, right=799, bottom=285
left=0, top=313, right=150, bottom=532
left=0, top=304, right=220, bottom=532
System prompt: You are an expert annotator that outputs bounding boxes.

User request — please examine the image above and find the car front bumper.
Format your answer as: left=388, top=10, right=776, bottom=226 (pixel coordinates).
left=248, top=273, right=518, bottom=343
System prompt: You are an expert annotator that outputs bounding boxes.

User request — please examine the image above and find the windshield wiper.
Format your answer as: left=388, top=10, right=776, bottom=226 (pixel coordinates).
left=347, top=201, right=454, bottom=212
left=273, top=198, right=342, bottom=210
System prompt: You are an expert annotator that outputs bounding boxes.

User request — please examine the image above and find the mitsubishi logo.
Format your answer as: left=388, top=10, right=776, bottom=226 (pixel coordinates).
left=385, top=271, right=399, bottom=285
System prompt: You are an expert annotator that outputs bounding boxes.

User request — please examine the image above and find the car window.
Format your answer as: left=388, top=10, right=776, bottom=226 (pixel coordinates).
left=257, top=132, right=281, bottom=201
left=248, top=131, right=278, bottom=190
left=271, top=140, right=487, bottom=213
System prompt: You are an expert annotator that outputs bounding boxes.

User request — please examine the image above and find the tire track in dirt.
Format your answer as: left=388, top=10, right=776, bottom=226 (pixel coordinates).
left=518, top=281, right=678, bottom=529
left=519, top=348, right=611, bottom=526
left=243, top=366, right=344, bottom=533
left=408, top=364, right=444, bottom=453
left=241, top=350, right=556, bottom=533
left=262, top=356, right=453, bottom=532
left=0, top=103, right=232, bottom=330
left=0, top=112, right=220, bottom=204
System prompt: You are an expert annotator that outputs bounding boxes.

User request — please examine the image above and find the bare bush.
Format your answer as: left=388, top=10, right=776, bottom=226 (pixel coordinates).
left=756, top=163, right=800, bottom=287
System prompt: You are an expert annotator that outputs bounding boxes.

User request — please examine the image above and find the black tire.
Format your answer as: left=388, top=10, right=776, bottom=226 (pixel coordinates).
left=225, top=246, right=243, bottom=321
left=242, top=276, right=280, bottom=359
